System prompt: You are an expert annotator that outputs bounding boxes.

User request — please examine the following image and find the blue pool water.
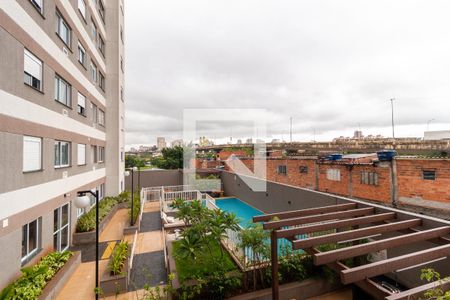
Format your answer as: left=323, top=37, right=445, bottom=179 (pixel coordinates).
left=215, top=197, right=262, bottom=228
left=215, top=197, right=303, bottom=257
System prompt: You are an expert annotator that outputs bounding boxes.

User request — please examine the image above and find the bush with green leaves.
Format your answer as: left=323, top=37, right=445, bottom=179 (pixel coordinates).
left=0, top=251, right=73, bottom=300
left=76, top=191, right=135, bottom=232
left=129, top=192, right=141, bottom=224
left=109, top=241, right=129, bottom=276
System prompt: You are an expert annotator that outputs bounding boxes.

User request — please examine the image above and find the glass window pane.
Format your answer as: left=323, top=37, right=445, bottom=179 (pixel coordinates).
left=54, top=208, right=59, bottom=232
left=61, top=226, right=69, bottom=250
left=61, top=143, right=68, bottom=165
left=61, top=204, right=69, bottom=226
left=53, top=232, right=59, bottom=251
left=22, top=225, right=28, bottom=257
left=28, top=220, right=37, bottom=252
left=54, top=143, right=60, bottom=166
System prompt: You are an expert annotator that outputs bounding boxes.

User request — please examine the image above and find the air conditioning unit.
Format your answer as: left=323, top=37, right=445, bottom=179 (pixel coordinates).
left=62, top=46, right=69, bottom=56
left=62, top=109, right=68, bottom=116
left=62, top=171, right=68, bottom=179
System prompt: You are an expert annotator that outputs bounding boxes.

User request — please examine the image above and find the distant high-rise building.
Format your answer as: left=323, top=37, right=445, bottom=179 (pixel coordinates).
left=157, top=137, right=166, bottom=150
left=237, top=139, right=242, bottom=145
left=354, top=130, right=363, bottom=139
left=246, top=138, right=253, bottom=144
left=171, top=139, right=183, bottom=147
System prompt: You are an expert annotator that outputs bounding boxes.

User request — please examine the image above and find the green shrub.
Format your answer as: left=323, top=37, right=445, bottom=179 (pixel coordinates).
left=0, top=251, right=73, bottom=300
left=109, top=242, right=129, bottom=276
left=129, top=193, right=141, bottom=224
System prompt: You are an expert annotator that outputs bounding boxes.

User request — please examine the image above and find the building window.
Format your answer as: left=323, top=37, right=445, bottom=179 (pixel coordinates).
left=299, top=166, right=308, bottom=174
left=277, top=165, right=287, bottom=175
left=361, top=171, right=378, bottom=185
left=98, top=0, right=105, bottom=22
left=55, top=75, right=71, bottom=107
left=22, top=218, right=41, bottom=264
left=91, top=19, right=97, bottom=44
left=78, top=0, right=86, bottom=19
left=92, top=102, right=98, bottom=123
left=120, top=26, right=124, bottom=44
left=326, top=169, right=341, bottom=181
left=98, top=146, right=105, bottom=162
left=77, top=42, right=86, bottom=65
left=30, top=0, right=44, bottom=14
left=24, top=49, right=43, bottom=91
left=120, top=57, right=124, bottom=73
left=53, top=203, right=70, bottom=252
left=99, top=183, right=105, bottom=200
left=56, top=11, right=71, bottom=46
left=54, top=141, right=70, bottom=168
left=120, top=87, right=124, bottom=101
left=99, top=72, right=105, bottom=91
left=23, top=136, right=42, bottom=172
left=423, top=170, right=436, bottom=181
left=121, top=151, right=124, bottom=162
left=77, top=92, right=86, bottom=116
left=98, top=109, right=105, bottom=126
left=77, top=144, right=86, bottom=165
left=23, top=49, right=42, bottom=91
left=98, top=35, right=105, bottom=56
left=90, top=61, right=97, bottom=82
left=92, top=145, right=98, bottom=163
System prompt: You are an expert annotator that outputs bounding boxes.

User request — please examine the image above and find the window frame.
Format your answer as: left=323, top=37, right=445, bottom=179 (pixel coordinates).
left=91, top=18, right=97, bottom=44
left=77, top=42, right=86, bottom=66
left=54, top=140, right=71, bottom=168
left=90, top=61, right=98, bottom=83
left=77, top=143, right=86, bottom=165
left=23, top=136, right=43, bottom=172
left=99, top=71, right=105, bottom=91
left=21, top=218, right=41, bottom=265
left=53, top=203, right=70, bottom=252
left=30, top=0, right=44, bottom=15
left=326, top=169, right=341, bottom=181
left=24, top=49, right=43, bottom=92
left=360, top=171, right=378, bottom=185
left=277, top=165, right=287, bottom=175
left=98, top=34, right=105, bottom=56
left=54, top=75, right=72, bottom=107
left=299, top=166, right=308, bottom=174
left=78, top=0, right=86, bottom=20
left=98, top=146, right=105, bottom=163
left=422, top=170, right=436, bottom=181
left=98, top=0, right=105, bottom=23
left=56, top=11, right=71, bottom=47
left=77, top=92, right=86, bottom=116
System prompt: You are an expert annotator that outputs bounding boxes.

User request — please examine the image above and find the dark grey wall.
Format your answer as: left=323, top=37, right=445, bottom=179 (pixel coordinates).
left=221, top=171, right=343, bottom=214
left=125, top=169, right=183, bottom=189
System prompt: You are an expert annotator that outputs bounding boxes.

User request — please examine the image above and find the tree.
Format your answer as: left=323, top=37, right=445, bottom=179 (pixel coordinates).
left=152, top=146, right=184, bottom=169
left=125, top=155, right=145, bottom=168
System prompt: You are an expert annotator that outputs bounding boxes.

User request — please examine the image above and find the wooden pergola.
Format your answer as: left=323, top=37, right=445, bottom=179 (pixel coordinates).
left=253, top=202, right=450, bottom=300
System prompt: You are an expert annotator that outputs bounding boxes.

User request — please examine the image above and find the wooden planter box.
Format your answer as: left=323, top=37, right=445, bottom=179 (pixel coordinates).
left=73, top=203, right=128, bottom=245
left=122, top=212, right=141, bottom=236
left=100, top=246, right=132, bottom=296
left=38, top=251, right=81, bottom=300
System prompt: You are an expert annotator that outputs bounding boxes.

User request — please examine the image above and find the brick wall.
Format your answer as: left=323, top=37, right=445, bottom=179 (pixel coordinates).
left=397, top=159, right=450, bottom=203
left=266, top=159, right=317, bottom=189
left=317, top=164, right=350, bottom=196
left=351, top=164, right=392, bottom=203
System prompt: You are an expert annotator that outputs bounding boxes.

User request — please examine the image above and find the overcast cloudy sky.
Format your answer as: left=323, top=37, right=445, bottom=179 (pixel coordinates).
left=124, top=0, right=450, bottom=147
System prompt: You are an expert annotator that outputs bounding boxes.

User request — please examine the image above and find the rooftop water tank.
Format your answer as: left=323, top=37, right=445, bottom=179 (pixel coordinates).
left=328, top=153, right=343, bottom=161
left=377, top=150, right=397, bottom=161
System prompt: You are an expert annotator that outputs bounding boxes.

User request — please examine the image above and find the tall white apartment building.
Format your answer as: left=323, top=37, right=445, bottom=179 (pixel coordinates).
left=0, top=0, right=125, bottom=288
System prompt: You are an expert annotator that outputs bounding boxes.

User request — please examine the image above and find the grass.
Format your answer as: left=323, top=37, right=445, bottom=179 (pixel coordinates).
left=172, top=240, right=237, bottom=281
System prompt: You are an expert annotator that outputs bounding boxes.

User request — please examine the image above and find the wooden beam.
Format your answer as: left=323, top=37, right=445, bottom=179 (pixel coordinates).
left=385, top=279, right=450, bottom=300
left=263, top=207, right=374, bottom=230
left=315, top=226, right=450, bottom=265
left=341, top=244, right=450, bottom=284
left=276, top=212, right=396, bottom=239
left=253, top=203, right=357, bottom=222
left=293, top=219, right=422, bottom=250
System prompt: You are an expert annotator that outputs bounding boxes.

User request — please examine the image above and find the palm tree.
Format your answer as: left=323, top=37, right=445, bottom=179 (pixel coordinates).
left=177, top=230, right=202, bottom=261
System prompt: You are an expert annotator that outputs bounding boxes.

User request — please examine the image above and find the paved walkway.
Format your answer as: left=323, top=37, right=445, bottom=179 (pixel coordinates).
left=56, top=202, right=166, bottom=300
left=56, top=208, right=130, bottom=300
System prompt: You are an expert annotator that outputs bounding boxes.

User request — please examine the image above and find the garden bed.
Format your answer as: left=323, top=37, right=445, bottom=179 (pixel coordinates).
left=0, top=251, right=79, bottom=300
left=100, top=241, right=130, bottom=296
left=39, top=251, right=81, bottom=300
left=73, top=202, right=128, bottom=245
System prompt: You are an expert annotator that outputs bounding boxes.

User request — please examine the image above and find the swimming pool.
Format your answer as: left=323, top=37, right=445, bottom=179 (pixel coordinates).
left=215, top=197, right=262, bottom=228
left=214, top=197, right=303, bottom=257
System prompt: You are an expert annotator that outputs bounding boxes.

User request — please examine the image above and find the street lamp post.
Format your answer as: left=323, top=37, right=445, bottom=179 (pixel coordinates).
left=75, top=190, right=99, bottom=300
